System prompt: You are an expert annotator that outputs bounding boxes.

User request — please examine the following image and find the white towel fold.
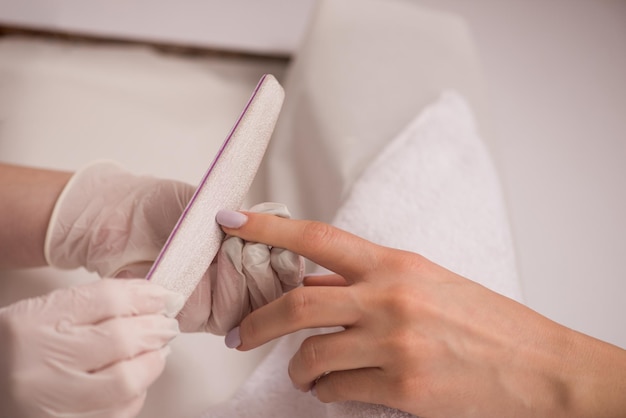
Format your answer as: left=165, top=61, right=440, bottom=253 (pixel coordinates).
left=200, top=91, right=522, bottom=418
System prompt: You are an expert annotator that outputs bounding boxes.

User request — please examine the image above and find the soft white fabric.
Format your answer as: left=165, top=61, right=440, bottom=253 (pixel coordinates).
left=200, top=91, right=522, bottom=418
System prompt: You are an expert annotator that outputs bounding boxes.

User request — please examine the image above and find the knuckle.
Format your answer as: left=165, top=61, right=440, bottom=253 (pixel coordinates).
left=391, top=374, right=421, bottom=405
left=283, top=288, right=312, bottom=324
left=379, top=284, right=421, bottom=321
left=66, top=284, right=94, bottom=304
left=388, top=250, right=428, bottom=273
left=300, top=221, right=335, bottom=253
left=385, top=328, right=417, bottom=359
left=298, top=337, right=321, bottom=372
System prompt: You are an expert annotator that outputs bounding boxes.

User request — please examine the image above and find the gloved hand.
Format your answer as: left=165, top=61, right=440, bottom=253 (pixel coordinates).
left=45, top=161, right=304, bottom=333
left=177, top=201, right=304, bottom=334
left=44, top=161, right=195, bottom=278
left=0, top=279, right=182, bottom=418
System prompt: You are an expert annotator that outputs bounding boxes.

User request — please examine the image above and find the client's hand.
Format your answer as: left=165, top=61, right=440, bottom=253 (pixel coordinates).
left=45, top=162, right=303, bottom=334
left=0, top=279, right=181, bottom=418
left=217, top=210, right=626, bottom=418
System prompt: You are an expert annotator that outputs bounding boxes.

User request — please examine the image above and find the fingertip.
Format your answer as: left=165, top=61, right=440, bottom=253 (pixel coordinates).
left=139, top=282, right=185, bottom=317
left=163, top=292, right=185, bottom=318
left=216, top=210, right=248, bottom=229
left=225, top=327, right=242, bottom=349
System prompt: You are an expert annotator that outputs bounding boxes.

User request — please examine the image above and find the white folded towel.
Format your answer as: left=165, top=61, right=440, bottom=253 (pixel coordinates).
left=200, top=91, right=522, bottom=418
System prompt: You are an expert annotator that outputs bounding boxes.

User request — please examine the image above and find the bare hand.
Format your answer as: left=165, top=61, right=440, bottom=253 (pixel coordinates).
left=218, top=210, right=626, bottom=418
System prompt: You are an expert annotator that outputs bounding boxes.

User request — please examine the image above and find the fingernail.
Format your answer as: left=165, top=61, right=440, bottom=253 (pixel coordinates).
left=216, top=210, right=248, bottom=229
left=225, top=327, right=241, bottom=349
left=163, top=292, right=185, bottom=318
left=310, top=384, right=317, bottom=397
left=159, top=345, right=172, bottom=359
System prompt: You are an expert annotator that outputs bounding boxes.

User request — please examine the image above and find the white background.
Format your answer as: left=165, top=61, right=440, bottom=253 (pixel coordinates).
left=416, top=0, right=626, bottom=348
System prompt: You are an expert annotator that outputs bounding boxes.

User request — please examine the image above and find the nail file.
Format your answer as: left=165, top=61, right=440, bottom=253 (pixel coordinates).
left=146, top=74, right=284, bottom=309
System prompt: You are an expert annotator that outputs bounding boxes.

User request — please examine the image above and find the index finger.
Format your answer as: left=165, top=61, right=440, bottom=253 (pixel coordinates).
left=216, top=211, right=383, bottom=279
left=50, top=279, right=185, bottom=325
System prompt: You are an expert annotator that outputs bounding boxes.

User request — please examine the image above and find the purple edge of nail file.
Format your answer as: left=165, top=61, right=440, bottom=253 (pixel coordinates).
left=145, top=74, right=284, bottom=311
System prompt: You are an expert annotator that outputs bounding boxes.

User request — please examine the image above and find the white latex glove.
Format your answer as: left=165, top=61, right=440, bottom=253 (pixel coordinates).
left=45, top=162, right=304, bottom=333
left=179, top=201, right=304, bottom=334
left=0, top=279, right=182, bottom=418
left=44, top=161, right=195, bottom=278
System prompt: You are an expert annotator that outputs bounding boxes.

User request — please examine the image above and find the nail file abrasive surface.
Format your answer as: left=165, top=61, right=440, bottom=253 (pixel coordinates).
left=146, top=74, right=284, bottom=310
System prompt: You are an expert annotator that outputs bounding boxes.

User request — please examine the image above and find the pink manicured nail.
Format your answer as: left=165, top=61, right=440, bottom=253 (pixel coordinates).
left=225, top=327, right=241, bottom=349
left=216, top=210, right=248, bottom=229
left=310, top=384, right=317, bottom=397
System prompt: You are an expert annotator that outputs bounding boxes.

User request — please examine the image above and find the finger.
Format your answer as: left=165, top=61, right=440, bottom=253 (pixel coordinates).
left=235, top=286, right=361, bottom=350
left=270, top=247, right=304, bottom=291
left=312, top=367, right=390, bottom=407
left=250, top=202, right=304, bottom=292
left=289, top=329, right=381, bottom=391
left=61, top=314, right=179, bottom=372
left=303, top=273, right=349, bottom=287
left=89, top=346, right=170, bottom=405
left=208, top=237, right=250, bottom=335
left=48, top=279, right=185, bottom=325
left=217, top=211, right=385, bottom=279
left=60, top=346, right=170, bottom=410
left=242, top=241, right=283, bottom=309
left=176, top=267, right=212, bottom=332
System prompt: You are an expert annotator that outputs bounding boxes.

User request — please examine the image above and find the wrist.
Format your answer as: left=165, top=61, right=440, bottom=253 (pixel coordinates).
left=522, top=321, right=626, bottom=418
left=564, top=329, right=626, bottom=418
left=0, top=163, right=71, bottom=268
left=503, top=318, right=577, bottom=417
